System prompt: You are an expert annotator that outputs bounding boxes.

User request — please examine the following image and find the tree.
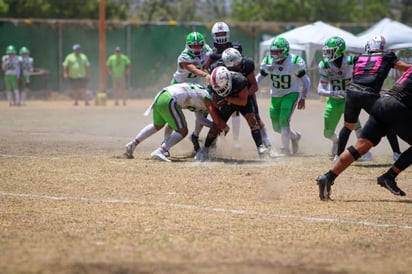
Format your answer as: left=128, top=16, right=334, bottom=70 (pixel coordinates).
left=230, top=0, right=395, bottom=23
left=0, top=0, right=128, bottom=20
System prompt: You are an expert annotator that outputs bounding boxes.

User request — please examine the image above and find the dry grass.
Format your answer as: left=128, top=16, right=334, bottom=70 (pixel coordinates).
left=0, top=99, right=411, bottom=274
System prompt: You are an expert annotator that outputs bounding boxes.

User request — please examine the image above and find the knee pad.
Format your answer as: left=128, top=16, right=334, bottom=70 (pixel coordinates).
left=347, top=145, right=361, bottom=160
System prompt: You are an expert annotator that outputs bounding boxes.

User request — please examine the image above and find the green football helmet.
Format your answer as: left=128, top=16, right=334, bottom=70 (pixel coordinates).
left=322, top=36, right=346, bottom=62
left=186, top=32, right=205, bottom=56
left=269, top=37, right=290, bottom=62
left=19, top=46, right=30, bottom=55
left=6, top=45, right=16, bottom=54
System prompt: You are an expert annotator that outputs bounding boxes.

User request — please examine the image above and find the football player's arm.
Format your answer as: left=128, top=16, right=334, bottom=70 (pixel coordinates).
left=181, top=62, right=209, bottom=78
left=247, top=71, right=259, bottom=95
left=204, top=98, right=228, bottom=131
left=394, top=60, right=412, bottom=73
left=255, top=69, right=267, bottom=84
left=225, top=87, right=248, bottom=106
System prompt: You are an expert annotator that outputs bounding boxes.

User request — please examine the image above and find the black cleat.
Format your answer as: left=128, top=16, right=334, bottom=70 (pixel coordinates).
left=377, top=174, right=406, bottom=196
left=190, top=133, right=200, bottom=153
left=316, top=174, right=333, bottom=201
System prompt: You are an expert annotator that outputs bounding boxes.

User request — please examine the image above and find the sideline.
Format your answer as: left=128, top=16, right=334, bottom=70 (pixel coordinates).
left=1, top=191, right=412, bottom=230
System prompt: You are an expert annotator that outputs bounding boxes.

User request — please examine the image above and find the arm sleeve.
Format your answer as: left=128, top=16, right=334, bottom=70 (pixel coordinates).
left=299, top=74, right=310, bottom=99
left=318, top=81, right=335, bottom=96
left=255, top=73, right=264, bottom=84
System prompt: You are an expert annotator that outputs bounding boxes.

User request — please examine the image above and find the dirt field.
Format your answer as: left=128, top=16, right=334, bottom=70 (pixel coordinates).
left=1, top=97, right=411, bottom=274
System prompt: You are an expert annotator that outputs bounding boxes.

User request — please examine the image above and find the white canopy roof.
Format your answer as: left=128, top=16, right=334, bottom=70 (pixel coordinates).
left=357, top=18, right=412, bottom=50
left=259, top=21, right=365, bottom=69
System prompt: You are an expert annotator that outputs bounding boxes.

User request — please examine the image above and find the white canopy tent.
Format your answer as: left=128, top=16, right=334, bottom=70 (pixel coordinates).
left=259, top=21, right=365, bottom=70
left=357, top=18, right=412, bottom=50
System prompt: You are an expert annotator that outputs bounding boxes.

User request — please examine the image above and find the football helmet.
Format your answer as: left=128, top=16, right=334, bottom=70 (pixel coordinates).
left=19, top=46, right=30, bottom=55
left=6, top=45, right=16, bottom=54
left=222, top=48, right=242, bottom=68
left=365, top=35, right=386, bottom=53
left=270, top=37, right=289, bottom=62
left=210, top=66, right=232, bottom=97
left=322, top=36, right=346, bottom=62
left=211, top=22, right=230, bottom=44
left=186, top=32, right=205, bottom=56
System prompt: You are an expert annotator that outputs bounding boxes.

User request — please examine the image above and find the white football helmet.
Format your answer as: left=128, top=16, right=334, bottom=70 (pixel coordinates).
left=365, top=35, right=386, bottom=53
left=211, top=66, right=232, bottom=97
left=222, top=48, right=242, bottom=68
left=211, top=22, right=230, bottom=44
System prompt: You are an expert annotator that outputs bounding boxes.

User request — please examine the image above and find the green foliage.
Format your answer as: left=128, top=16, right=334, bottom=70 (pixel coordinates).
left=0, top=0, right=128, bottom=20
left=231, top=0, right=394, bottom=23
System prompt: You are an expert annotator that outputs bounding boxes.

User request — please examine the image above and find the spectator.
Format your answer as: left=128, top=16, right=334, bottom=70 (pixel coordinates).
left=63, top=44, right=90, bottom=106
left=106, top=46, right=131, bottom=106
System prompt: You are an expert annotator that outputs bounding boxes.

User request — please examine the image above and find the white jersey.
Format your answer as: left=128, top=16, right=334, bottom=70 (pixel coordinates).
left=20, top=56, right=34, bottom=76
left=165, top=82, right=211, bottom=114
left=318, top=55, right=354, bottom=91
left=2, top=55, right=21, bottom=76
left=172, top=45, right=212, bottom=84
left=259, top=53, right=308, bottom=97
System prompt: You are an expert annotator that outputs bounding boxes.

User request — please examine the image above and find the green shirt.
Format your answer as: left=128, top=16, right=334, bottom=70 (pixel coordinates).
left=106, top=54, right=131, bottom=78
left=63, top=52, right=90, bottom=78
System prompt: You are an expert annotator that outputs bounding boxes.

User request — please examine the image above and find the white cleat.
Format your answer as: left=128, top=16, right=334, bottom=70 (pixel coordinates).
left=393, top=152, right=401, bottom=161
left=124, top=141, right=137, bottom=159
left=151, top=148, right=171, bottom=162
left=257, top=145, right=268, bottom=159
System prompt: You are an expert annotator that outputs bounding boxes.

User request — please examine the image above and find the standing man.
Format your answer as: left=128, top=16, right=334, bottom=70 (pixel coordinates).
left=63, top=44, right=90, bottom=106
left=317, top=36, right=371, bottom=161
left=2, top=45, right=21, bottom=106
left=256, top=37, right=310, bottom=155
left=19, top=46, right=34, bottom=106
left=333, top=36, right=409, bottom=162
left=106, top=46, right=131, bottom=106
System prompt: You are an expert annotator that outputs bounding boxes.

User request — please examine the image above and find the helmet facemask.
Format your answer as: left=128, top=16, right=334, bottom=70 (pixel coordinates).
left=211, top=22, right=230, bottom=44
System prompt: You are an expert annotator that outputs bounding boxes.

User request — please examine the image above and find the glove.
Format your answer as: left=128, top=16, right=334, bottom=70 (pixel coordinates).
left=331, top=90, right=346, bottom=98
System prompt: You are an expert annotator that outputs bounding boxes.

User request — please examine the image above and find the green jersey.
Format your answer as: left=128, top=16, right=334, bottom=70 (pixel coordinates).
left=106, top=54, right=131, bottom=78
left=62, top=52, right=90, bottom=78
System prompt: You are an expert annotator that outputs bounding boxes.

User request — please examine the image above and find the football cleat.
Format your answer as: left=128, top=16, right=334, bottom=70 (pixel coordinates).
left=257, top=145, right=268, bottom=159
left=377, top=174, right=406, bottom=196
left=316, top=174, right=334, bottom=201
left=151, top=148, right=171, bottom=162
left=194, top=147, right=209, bottom=161
left=124, top=140, right=137, bottom=159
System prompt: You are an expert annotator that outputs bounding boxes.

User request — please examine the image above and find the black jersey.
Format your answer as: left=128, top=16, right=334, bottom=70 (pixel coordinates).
left=352, top=52, right=398, bottom=93
left=387, top=66, right=412, bottom=108
left=209, top=41, right=243, bottom=72
left=213, top=71, right=248, bottom=102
